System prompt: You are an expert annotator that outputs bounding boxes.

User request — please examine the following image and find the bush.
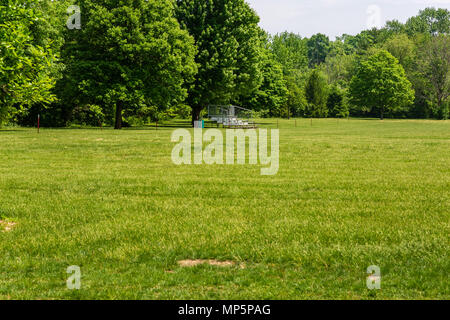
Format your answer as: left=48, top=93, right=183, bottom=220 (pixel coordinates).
left=327, top=85, right=349, bottom=118
left=72, top=105, right=105, bottom=126
left=437, top=100, right=449, bottom=120
left=305, top=69, right=329, bottom=117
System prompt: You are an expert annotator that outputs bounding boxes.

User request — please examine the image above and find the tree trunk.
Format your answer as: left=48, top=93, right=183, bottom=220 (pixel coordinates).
left=380, top=109, right=384, bottom=120
left=115, top=101, right=123, bottom=130
left=191, top=105, right=203, bottom=126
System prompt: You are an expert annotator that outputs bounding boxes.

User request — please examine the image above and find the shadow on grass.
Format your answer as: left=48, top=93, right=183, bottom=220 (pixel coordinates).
left=29, top=120, right=194, bottom=131
left=0, top=126, right=24, bottom=132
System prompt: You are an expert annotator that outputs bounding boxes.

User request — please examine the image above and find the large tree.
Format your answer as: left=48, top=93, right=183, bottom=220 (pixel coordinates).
left=271, top=32, right=308, bottom=76
left=415, top=35, right=450, bottom=119
left=350, top=50, right=415, bottom=120
left=239, top=32, right=288, bottom=117
left=323, top=53, right=357, bottom=88
left=175, top=0, right=262, bottom=123
left=383, top=34, right=416, bottom=72
left=305, top=69, right=329, bottom=118
left=406, top=8, right=450, bottom=36
left=63, top=0, right=197, bottom=129
left=307, top=33, right=330, bottom=67
left=0, top=0, right=56, bottom=124
left=327, top=85, right=349, bottom=118
left=285, top=75, right=307, bottom=118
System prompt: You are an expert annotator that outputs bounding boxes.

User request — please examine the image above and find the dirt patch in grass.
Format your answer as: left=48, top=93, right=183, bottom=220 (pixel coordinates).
left=0, top=220, right=16, bottom=232
left=178, top=259, right=236, bottom=268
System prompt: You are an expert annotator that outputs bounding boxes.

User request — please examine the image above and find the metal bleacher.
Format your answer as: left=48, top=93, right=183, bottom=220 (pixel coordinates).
left=207, top=105, right=257, bottom=129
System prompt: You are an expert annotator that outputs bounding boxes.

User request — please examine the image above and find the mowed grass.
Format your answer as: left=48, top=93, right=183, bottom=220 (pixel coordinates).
left=0, top=118, right=449, bottom=300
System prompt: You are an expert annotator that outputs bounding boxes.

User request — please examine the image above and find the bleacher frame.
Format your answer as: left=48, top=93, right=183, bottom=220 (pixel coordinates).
left=207, top=105, right=257, bottom=129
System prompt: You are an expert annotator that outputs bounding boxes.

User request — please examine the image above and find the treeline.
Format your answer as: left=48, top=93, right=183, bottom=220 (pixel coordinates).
left=0, top=1, right=449, bottom=129
left=266, top=8, right=450, bottom=120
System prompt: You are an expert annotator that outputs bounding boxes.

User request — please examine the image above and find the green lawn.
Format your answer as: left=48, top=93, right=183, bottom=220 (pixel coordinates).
left=0, top=119, right=449, bottom=300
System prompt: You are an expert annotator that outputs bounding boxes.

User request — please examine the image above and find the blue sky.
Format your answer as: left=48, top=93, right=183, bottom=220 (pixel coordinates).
left=246, top=0, right=450, bottom=39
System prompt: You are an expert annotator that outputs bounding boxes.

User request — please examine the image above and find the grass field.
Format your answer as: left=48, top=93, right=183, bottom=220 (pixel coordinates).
left=0, top=118, right=449, bottom=300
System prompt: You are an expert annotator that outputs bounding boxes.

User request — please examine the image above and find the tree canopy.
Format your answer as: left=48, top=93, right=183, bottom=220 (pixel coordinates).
left=1, top=2, right=449, bottom=126
left=350, top=50, right=415, bottom=119
left=307, top=33, right=330, bottom=67
left=175, top=0, right=262, bottom=122
left=62, top=0, right=197, bottom=129
left=415, top=35, right=450, bottom=119
left=0, top=0, right=56, bottom=124
left=305, top=69, right=329, bottom=118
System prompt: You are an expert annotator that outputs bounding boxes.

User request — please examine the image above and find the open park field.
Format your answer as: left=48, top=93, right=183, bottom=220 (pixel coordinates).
left=0, top=119, right=449, bottom=299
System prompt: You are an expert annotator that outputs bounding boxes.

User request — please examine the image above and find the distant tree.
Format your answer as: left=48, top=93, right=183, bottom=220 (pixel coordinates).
left=348, top=32, right=376, bottom=55
left=63, top=0, right=197, bottom=129
left=175, top=0, right=262, bottom=124
left=307, top=33, right=330, bottom=67
left=349, top=50, right=415, bottom=120
left=285, top=76, right=307, bottom=118
left=327, top=85, right=349, bottom=118
left=271, top=32, right=308, bottom=76
left=239, top=35, right=288, bottom=118
left=385, top=19, right=406, bottom=35
left=384, top=34, right=416, bottom=72
left=305, top=69, right=329, bottom=117
left=335, top=34, right=359, bottom=55
left=0, top=0, right=56, bottom=124
left=406, top=8, right=450, bottom=36
left=335, top=31, right=383, bottom=58
left=323, top=53, right=357, bottom=88
left=415, top=35, right=450, bottom=119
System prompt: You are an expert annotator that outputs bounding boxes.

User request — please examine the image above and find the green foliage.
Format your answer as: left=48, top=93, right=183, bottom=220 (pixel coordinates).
left=271, top=32, right=308, bottom=76
left=62, top=0, right=197, bottom=129
left=285, top=76, right=307, bottom=118
left=241, top=52, right=288, bottom=117
left=0, top=0, right=56, bottom=124
left=385, top=20, right=406, bottom=35
left=323, top=53, right=357, bottom=88
left=175, top=0, right=262, bottom=121
left=307, top=33, right=330, bottom=67
left=350, top=50, right=415, bottom=119
left=305, top=69, right=329, bottom=118
left=1, top=2, right=449, bottom=124
left=262, top=32, right=308, bottom=118
left=171, top=104, right=192, bottom=120
left=383, top=34, right=416, bottom=72
left=405, top=8, right=450, bottom=36
left=327, top=85, right=349, bottom=118
left=239, top=32, right=288, bottom=117
left=415, top=35, right=450, bottom=119
left=72, top=104, right=105, bottom=126
left=339, top=32, right=375, bottom=56
left=137, top=103, right=193, bottom=122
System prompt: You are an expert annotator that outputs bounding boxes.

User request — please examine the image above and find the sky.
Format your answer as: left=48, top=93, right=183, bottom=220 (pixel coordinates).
left=246, top=0, right=450, bottom=39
